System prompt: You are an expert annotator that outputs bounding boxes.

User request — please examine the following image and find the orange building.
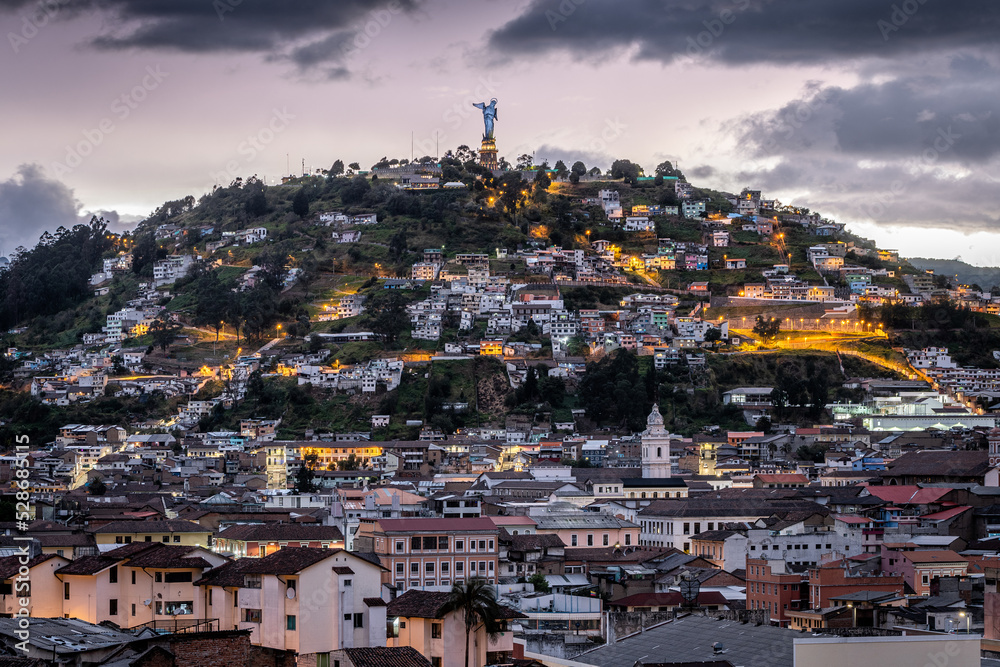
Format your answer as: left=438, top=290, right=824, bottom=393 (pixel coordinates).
left=746, top=557, right=806, bottom=626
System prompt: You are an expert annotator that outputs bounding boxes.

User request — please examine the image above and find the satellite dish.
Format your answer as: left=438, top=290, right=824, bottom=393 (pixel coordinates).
left=143, top=599, right=152, bottom=607
left=286, top=588, right=296, bottom=599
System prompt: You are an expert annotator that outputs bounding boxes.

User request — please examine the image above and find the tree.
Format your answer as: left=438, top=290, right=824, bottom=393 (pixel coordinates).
left=292, top=187, right=310, bottom=217
left=515, top=153, right=534, bottom=170
left=528, top=572, right=551, bottom=593
left=87, top=476, right=107, bottom=496
left=329, top=159, right=345, bottom=176
left=654, top=160, right=685, bottom=180
left=754, top=416, right=772, bottom=434
left=337, top=453, right=360, bottom=471
left=704, top=328, right=722, bottom=346
left=365, top=290, right=409, bottom=347
left=752, top=316, right=781, bottom=345
left=610, top=159, right=642, bottom=183
left=440, top=578, right=505, bottom=667
left=348, top=162, right=360, bottom=171
left=571, top=160, right=587, bottom=177
left=150, top=316, right=180, bottom=353
left=553, top=160, right=568, bottom=179
left=295, top=453, right=319, bottom=492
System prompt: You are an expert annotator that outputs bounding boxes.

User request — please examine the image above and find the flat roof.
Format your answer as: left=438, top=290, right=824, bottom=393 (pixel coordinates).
left=576, top=613, right=799, bottom=667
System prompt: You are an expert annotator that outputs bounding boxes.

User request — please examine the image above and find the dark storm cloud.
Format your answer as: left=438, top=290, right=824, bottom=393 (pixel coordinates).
left=733, top=57, right=1000, bottom=165
left=489, top=0, right=1000, bottom=65
left=0, top=164, right=80, bottom=253
left=0, top=0, right=417, bottom=75
left=724, top=58, right=1000, bottom=235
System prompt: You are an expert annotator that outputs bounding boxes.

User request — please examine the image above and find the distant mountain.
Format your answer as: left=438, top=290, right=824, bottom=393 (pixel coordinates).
left=908, top=257, right=1000, bottom=291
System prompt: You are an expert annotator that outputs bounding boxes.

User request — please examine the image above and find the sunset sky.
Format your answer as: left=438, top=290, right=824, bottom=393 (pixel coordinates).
left=2, top=0, right=998, bottom=263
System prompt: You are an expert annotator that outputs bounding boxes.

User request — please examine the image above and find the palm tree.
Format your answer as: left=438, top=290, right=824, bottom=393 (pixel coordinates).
left=441, top=578, right=504, bottom=667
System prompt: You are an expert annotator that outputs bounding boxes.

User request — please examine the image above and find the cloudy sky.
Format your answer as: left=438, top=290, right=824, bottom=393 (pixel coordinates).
left=2, top=0, right=998, bottom=263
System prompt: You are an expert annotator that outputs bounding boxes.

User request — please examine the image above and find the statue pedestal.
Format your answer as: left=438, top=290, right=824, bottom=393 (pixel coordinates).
left=479, top=137, right=498, bottom=171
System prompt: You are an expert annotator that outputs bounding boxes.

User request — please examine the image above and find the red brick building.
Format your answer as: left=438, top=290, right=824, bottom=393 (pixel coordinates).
left=746, top=557, right=806, bottom=626
left=807, top=559, right=905, bottom=608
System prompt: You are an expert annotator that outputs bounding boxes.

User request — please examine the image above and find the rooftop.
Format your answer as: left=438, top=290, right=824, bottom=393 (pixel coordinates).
left=577, top=613, right=799, bottom=667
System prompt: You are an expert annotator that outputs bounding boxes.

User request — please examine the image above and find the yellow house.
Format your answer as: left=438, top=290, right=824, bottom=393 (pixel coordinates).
left=0, top=553, right=70, bottom=618
left=91, top=519, right=213, bottom=549
left=54, top=542, right=228, bottom=628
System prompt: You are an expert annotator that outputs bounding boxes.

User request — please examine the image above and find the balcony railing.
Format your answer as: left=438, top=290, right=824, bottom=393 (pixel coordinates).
left=131, top=618, right=219, bottom=634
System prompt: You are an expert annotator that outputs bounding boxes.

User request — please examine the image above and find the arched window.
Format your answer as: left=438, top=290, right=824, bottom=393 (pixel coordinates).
left=657, top=447, right=662, bottom=458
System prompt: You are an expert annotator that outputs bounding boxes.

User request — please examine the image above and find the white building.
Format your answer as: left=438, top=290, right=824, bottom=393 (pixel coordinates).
left=641, top=404, right=671, bottom=479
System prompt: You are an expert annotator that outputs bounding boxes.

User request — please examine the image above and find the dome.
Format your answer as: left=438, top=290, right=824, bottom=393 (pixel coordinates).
left=647, top=404, right=664, bottom=426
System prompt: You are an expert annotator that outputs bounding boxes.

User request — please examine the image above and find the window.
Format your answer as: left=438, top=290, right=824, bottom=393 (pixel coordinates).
left=479, top=540, right=486, bottom=551
left=425, top=563, right=435, bottom=573
left=396, top=541, right=405, bottom=553
left=244, top=609, right=262, bottom=623
left=109, top=599, right=118, bottom=615
left=423, top=537, right=437, bottom=551
left=353, top=613, right=364, bottom=628
left=162, top=536, right=169, bottom=542
left=603, top=534, right=609, bottom=546
left=165, top=572, right=193, bottom=583
left=488, top=540, right=494, bottom=550
left=432, top=659, right=442, bottom=667
left=287, top=615, right=296, bottom=631
left=131, top=570, right=136, bottom=585
left=438, top=536, right=448, bottom=550
left=317, top=655, right=330, bottom=667
left=571, top=535, right=578, bottom=547
left=411, top=537, right=421, bottom=551
left=441, top=562, right=449, bottom=573
left=173, top=536, right=180, bottom=543
left=155, top=572, right=162, bottom=583
left=131, top=603, right=136, bottom=616
left=244, top=574, right=262, bottom=588
left=456, top=562, right=464, bottom=573
left=432, top=622, right=443, bottom=639
left=455, top=540, right=464, bottom=551
left=683, top=523, right=690, bottom=535
left=587, top=534, right=594, bottom=547
left=396, top=563, right=404, bottom=575
left=625, top=534, right=631, bottom=546
left=64, top=582, right=70, bottom=600
left=411, top=563, right=419, bottom=574
left=344, top=579, right=352, bottom=587
left=109, top=566, right=118, bottom=583
left=145, top=536, right=152, bottom=542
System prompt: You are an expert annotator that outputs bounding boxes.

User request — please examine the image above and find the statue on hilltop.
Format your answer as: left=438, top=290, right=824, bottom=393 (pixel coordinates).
left=473, top=98, right=498, bottom=140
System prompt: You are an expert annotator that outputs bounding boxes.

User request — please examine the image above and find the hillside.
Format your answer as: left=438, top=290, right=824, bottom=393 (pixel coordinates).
left=907, top=257, right=1000, bottom=291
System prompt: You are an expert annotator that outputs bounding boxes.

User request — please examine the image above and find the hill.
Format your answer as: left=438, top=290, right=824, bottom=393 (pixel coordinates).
left=907, top=257, right=1000, bottom=291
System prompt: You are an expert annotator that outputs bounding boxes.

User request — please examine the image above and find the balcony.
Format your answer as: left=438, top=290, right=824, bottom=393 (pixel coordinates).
left=131, top=618, right=219, bottom=634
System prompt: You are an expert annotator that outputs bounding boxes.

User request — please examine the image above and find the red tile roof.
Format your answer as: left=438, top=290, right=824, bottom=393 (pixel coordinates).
left=864, top=486, right=951, bottom=505
left=902, top=550, right=968, bottom=565
left=375, top=518, right=499, bottom=533
left=920, top=506, right=972, bottom=522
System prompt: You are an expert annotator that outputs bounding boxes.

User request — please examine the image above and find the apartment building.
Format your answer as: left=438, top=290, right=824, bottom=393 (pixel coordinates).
left=746, top=557, right=806, bottom=627
left=354, top=518, right=500, bottom=591
left=198, top=548, right=387, bottom=660
left=56, top=542, right=227, bottom=628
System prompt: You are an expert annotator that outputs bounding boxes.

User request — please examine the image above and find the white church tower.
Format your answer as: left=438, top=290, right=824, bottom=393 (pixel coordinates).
left=641, top=404, right=672, bottom=478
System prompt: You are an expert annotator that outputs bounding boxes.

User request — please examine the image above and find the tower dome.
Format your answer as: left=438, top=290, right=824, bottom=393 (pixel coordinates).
left=647, top=404, right=664, bottom=427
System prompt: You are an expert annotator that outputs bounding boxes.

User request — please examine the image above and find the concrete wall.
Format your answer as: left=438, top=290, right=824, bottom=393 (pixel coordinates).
left=793, top=635, right=980, bottom=667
